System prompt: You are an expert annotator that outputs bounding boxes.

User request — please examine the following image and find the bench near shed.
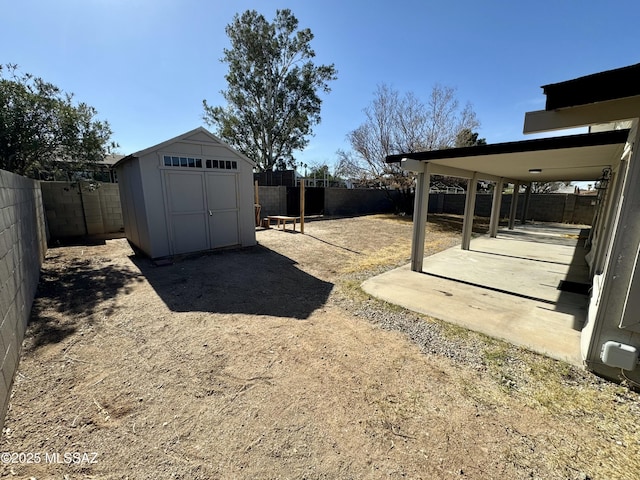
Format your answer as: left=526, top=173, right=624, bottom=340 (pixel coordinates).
left=265, top=215, right=299, bottom=231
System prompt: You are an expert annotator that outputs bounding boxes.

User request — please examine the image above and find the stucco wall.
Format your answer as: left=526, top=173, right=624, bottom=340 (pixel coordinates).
left=40, top=182, right=123, bottom=238
left=0, top=169, right=47, bottom=430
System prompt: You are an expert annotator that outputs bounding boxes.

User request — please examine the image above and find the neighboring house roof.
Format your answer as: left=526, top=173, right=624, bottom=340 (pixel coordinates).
left=386, top=129, right=629, bottom=183
left=542, top=63, right=640, bottom=110
left=52, top=153, right=123, bottom=167
left=114, top=127, right=256, bottom=168
left=102, top=154, right=125, bottom=166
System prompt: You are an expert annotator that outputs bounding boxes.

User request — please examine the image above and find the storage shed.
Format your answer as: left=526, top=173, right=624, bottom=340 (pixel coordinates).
left=114, top=127, right=256, bottom=259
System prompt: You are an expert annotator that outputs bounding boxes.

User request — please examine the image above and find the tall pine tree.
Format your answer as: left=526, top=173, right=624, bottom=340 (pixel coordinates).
left=203, top=9, right=337, bottom=172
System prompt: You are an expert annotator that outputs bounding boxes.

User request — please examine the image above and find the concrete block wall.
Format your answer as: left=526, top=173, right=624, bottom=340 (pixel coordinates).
left=571, top=195, right=598, bottom=224
left=430, top=193, right=595, bottom=224
left=324, top=188, right=395, bottom=216
left=257, top=186, right=397, bottom=219
left=81, top=185, right=104, bottom=235
left=0, top=169, right=47, bottom=431
left=41, top=182, right=86, bottom=237
left=430, top=193, right=524, bottom=219
left=257, top=187, right=595, bottom=224
left=99, top=183, right=124, bottom=233
left=526, top=194, right=567, bottom=222
left=257, top=186, right=287, bottom=218
left=40, top=181, right=123, bottom=238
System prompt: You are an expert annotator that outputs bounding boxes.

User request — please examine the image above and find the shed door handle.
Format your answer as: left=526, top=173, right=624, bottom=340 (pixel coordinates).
left=208, top=210, right=213, bottom=216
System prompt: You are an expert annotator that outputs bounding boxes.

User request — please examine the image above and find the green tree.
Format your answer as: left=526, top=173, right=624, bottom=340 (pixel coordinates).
left=203, top=9, right=337, bottom=172
left=337, top=83, right=480, bottom=213
left=455, top=128, right=486, bottom=147
left=0, top=64, right=116, bottom=179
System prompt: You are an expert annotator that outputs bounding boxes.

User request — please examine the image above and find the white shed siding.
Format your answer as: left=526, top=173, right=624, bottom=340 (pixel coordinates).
left=164, top=169, right=209, bottom=254
left=138, top=151, right=172, bottom=258
left=237, top=156, right=257, bottom=247
left=115, top=128, right=256, bottom=259
left=117, top=159, right=149, bottom=254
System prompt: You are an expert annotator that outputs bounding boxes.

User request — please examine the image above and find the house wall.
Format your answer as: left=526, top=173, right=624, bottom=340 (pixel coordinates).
left=40, top=182, right=123, bottom=238
left=582, top=125, right=640, bottom=383
left=0, top=169, right=47, bottom=431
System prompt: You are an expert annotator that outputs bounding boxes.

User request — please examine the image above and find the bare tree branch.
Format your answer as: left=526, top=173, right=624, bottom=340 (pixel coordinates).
left=341, top=83, right=481, bottom=213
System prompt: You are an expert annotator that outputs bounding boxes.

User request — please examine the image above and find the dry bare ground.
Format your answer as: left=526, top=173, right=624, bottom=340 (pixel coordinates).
left=1, top=215, right=639, bottom=479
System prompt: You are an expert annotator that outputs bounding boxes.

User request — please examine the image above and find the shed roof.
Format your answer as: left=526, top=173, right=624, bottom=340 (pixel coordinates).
left=114, top=127, right=256, bottom=168
left=386, top=129, right=629, bottom=183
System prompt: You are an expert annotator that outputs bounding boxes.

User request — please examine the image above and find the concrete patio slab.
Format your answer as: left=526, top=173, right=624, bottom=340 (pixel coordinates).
left=362, top=224, right=590, bottom=365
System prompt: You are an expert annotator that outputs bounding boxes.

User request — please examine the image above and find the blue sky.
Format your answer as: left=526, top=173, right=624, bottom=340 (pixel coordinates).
left=2, top=0, right=639, bottom=171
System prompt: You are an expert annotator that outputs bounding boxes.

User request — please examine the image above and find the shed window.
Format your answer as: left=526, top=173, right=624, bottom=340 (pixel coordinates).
left=163, top=155, right=236, bottom=170
left=204, top=159, right=238, bottom=170
left=163, top=155, right=203, bottom=169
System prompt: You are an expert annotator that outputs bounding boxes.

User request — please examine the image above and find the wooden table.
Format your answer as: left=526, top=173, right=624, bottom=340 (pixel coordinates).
left=266, top=215, right=299, bottom=231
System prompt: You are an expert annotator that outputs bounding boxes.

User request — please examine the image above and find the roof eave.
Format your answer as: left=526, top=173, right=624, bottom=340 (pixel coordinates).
left=542, top=63, right=640, bottom=110
left=385, top=129, right=630, bottom=164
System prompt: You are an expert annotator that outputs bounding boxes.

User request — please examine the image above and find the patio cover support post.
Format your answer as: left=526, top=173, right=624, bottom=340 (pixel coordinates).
left=508, top=181, right=521, bottom=230
left=461, top=172, right=479, bottom=250
left=489, top=178, right=504, bottom=238
left=407, top=161, right=430, bottom=272
left=520, top=183, right=532, bottom=225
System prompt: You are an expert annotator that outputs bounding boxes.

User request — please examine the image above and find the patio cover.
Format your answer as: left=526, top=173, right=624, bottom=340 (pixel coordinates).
left=386, top=129, right=629, bottom=183
left=385, top=128, right=630, bottom=271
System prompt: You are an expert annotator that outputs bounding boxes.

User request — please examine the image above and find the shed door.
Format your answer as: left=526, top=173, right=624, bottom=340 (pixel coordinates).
left=205, top=172, right=240, bottom=248
left=164, top=171, right=209, bottom=255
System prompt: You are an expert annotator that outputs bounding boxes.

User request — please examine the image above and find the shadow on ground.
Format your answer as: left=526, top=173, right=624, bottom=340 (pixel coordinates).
left=132, top=245, right=333, bottom=320
left=27, top=253, right=144, bottom=350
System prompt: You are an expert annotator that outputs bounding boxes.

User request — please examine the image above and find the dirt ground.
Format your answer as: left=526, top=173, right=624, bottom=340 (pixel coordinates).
left=2, top=215, right=639, bottom=479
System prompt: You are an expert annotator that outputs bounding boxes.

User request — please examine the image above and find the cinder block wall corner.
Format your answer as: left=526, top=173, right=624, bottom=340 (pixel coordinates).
left=0, top=169, right=47, bottom=431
